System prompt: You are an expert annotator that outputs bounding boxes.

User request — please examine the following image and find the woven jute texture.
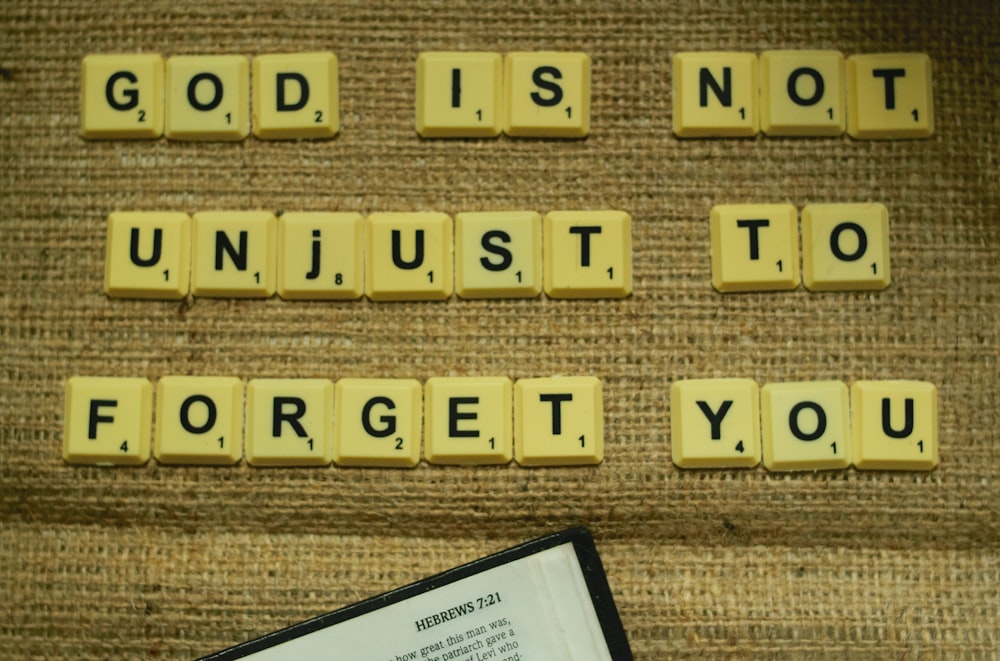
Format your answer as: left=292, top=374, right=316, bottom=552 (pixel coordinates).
left=2, top=1, right=998, bottom=658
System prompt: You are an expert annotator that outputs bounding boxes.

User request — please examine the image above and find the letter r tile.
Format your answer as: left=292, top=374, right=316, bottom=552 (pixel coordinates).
left=246, top=379, right=334, bottom=466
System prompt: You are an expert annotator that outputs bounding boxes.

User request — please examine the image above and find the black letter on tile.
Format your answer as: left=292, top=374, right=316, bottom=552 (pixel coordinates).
left=881, top=397, right=914, bottom=438
left=699, top=67, right=732, bottom=107
left=273, top=396, right=308, bottom=437
left=180, top=394, right=218, bottom=434
left=215, top=230, right=248, bottom=271
left=530, top=66, right=563, bottom=107
left=305, top=229, right=321, bottom=279
left=392, top=229, right=425, bottom=269
left=88, top=399, right=117, bottom=439
left=362, top=396, right=397, bottom=437
left=451, top=68, right=462, bottom=108
left=872, top=68, right=906, bottom=110
left=787, top=67, right=824, bottom=106
left=129, top=227, right=162, bottom=267
left=829, top=222, right=868, bottom=262
left=788, top=401, right=827, bottom=441
left=696, top=400, right=733, bottom=440
left=480, top=230, right=513, bottom=271
left=187, top=73, right=223, bottom=111
left=569, top=226, right=602, bottom=267
left=539, top=393, right=573, bottom=435
left=449, top=397, right=479, bottom=438
left=276, top=73, right=309, bottom=111
left=105, top=71, right=139, bottom=111
left=736, top=219, right=769, bottom=260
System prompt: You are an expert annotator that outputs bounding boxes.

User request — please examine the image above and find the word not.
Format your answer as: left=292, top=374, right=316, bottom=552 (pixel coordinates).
left=81, top=52, right=339, bottom=140
left=416, top=51, right=589, bottom=138
left=63, top=375, right=604, bottom=468
left=673, top=51, right=933, bottom=138
left=104, top=210, right=632, bottom=301
left=710, top=202, right=890, bottom=292
left=671, top=378, right=938, bottom=471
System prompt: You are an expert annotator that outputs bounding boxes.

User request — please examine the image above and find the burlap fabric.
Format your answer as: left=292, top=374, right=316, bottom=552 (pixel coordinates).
left=2, top=1, right=998, bottom=658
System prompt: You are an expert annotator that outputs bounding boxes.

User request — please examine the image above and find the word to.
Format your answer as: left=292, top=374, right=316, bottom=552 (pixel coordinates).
left=710, top=202, right=890, bottom=292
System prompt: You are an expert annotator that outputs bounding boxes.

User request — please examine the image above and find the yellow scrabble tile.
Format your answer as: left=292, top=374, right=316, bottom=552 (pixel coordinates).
left=851, top=380, right=938, bottom=470
left=104, top=211, right=191, bottom=299
left=673, top=52, right=758, bottom=137
left=246, top=379, right=334, bottom=466
left=81, top=54, right=164, bottom=139
left=277, top=212, right=364, bottom=300
left=847, top=53, right=933, bottom=139
left=514, top=377, right=603, bottom=466
left=165, top=55, right=250, bottom=141
left=455, top=211, right=542, bottom=299
left=365, top=213, right=453, bottom=301
left=802, top=203, right=890, bottom=291
left=425, top=377, right=513, bottom=465
left=416, top=52, right=503, bottom=138
left=710, top=204, right=799, bottom=292
left=505, top=52, right=590, bottom=138
left=334, top=379, right=422, bottom=467
left=154, top=376, right=242, bottom=465
left=761, top=381, right=850, bottom=471
left=64, top=377, right=152, bottom=465
left=253, top=52, right=339, bottom=139
left=543, top=210, right=632, bottom=299
left=670, top=378, right=761, bottom=468
left=191, top=211, right=276, bottom=297
left=760, top=50, right=845, bottom=136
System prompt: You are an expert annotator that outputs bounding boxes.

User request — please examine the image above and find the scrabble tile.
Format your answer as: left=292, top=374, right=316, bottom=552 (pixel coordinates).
left=673, top=52, right=758, bottom=137
left=104, top=211, right=191, bottom=299
left=543, top=210, right=632, bottom=299
left=63, top=377, right=152, bottom=465
left=425, top=377, right=513, bottom=465
left=851, top=380, right=938, bottom=470
left=761, top=381, right=850, bottom=471
left=191, top=211, right=277, bottom=297
left=504, top=52, right=590, bottom=138
left=154, top=376, right=243, bottom=465
left=416, top=52, right=503, bottom=138
left=277, top=212, right=364, bottom=300
left=760, top=50, right=845, bottom=136
left=455, top=211, right=542, bottom=299
left=365, top=213, right=453, bottom=301
left=246, top=379, right=334, bottom=466
left=334, top=379, right=422, bottom=467
left=710, top=204, right=799, bottom=292
left=802, top=203, right=890, bottom=291
left=165, top=55, right=250, bottom=141
left=253, top=52, right=339, bottom=139
left=81, top=54, right=164, bottom=139
left=670, top=378, right=761, bottom=468
left=847, top=53, right=933, bottom=139
left=514, top=377, right=603, bottom=466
